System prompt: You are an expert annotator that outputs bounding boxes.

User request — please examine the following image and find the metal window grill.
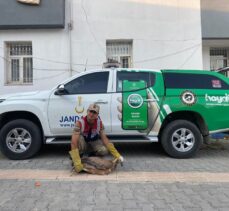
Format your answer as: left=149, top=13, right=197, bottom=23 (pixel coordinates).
left=121, top=56, right=129, bottom=68
left=23, top=58, right=33, bottom=83
left=7, top=42, right=33, bottom=84
left=106, top=41, right=132, bottom=68
left=11, top=59, right=20, bottom=82
left=9, top=43, right=32, bottom=56
left=210, top=48, right=227, bottom=57
left=210, top=48, right=228, bottom=70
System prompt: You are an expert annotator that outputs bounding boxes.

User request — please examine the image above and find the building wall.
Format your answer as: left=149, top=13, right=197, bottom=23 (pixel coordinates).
left=72, top=0, right=202, bottom=70
left=0, top=0, right=203, bottom=94
left=201, top=0, right=229, bottom=39
left=202, top=45, right=210, bottom=70
left=0, top=29, right=71, bottom=94
left=201, top=0, right=229, bottom=71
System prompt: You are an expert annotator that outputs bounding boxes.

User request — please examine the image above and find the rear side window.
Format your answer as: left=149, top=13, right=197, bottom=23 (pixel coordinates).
left=117, top=71, right=155, bottom=92
left=164, top=73, right=229, bottom=89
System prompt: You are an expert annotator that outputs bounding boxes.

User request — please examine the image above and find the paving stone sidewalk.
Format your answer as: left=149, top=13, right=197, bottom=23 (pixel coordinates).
left=1, top=180, right=229, bottom=211
left=0, top=141, right=229, bottom=172
left=1, top=140, right=229, bottom=211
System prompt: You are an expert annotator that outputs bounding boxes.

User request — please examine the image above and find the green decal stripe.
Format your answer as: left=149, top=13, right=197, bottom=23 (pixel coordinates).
left=149, top=87, right=159, bottom=101
left=148, top=87, right=165, bottom=119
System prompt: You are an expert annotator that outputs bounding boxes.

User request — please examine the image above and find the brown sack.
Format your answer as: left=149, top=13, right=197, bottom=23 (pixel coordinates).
left=81, top=157, right=119, bottom=175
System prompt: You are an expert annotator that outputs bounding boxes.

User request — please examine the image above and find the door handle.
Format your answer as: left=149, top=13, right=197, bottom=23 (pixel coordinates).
left=95, top=100, right=108, bottom=104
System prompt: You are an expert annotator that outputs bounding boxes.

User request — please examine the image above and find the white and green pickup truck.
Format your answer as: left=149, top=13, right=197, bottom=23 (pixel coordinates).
left=0, top=68, right=229, bottom=160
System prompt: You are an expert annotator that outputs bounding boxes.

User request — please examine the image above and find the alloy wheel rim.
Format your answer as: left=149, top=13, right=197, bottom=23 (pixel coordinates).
left=6, top=128, right=32, bottom=153
left=171, top=128, right=195, bottom=152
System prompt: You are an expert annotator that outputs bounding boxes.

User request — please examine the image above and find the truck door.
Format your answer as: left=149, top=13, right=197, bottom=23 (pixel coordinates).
left=111, top=70, right=163, bottom=136
left=47, top=71, right=112, bottom=135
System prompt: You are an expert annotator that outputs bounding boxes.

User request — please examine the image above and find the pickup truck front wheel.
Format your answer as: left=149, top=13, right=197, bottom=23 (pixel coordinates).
left=0, top=119, right=42, bottom=160
left=161, top=120, right=202, bottom=158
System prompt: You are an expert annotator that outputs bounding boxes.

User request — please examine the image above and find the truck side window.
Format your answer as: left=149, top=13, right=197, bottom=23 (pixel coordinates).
left=116, top=71, right=155, bottom=92
left=164, top=73, right=229, bottom=89
left=65, top=72, right=109, bottom=94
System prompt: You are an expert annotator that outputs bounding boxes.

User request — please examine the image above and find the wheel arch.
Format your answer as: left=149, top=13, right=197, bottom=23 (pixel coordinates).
left=0, top=111, right=44, bottom=143
left=159, top=111, right=209, bottom=139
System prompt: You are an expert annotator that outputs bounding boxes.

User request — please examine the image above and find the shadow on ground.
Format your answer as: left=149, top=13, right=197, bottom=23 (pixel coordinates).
left=1, top=141, right=229, bottom=172
left=39, top=142, right=165, bottom=158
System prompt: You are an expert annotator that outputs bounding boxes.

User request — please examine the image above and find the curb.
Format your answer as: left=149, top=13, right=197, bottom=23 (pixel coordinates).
left=1, top=169, right=229, bottom=183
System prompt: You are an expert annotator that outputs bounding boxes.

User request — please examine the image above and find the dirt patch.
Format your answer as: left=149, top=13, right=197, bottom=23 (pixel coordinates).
left=200, top=139, right=227, bottom=150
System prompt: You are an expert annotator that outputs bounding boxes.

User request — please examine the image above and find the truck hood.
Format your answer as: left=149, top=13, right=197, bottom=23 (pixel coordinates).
left=0, top=90, right=52, bottom=101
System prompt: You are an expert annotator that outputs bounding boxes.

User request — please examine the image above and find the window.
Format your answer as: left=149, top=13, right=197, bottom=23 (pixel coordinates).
left=106, top=40, right=133, bottom=68
left=116, top=71, right=155, bottom=92
left=164, top=73, right=229, bottom=89
left=5, top=42, right=33, bottom=84
left=65, top=72, right=109, bottom=94
left=210, top=48, right=228, bottom=70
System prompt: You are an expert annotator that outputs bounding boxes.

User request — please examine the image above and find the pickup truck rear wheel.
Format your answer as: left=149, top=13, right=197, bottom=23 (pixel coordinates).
left=161, top=120, right=202, bottom=158
left=0, top=119, right=42, bottom=160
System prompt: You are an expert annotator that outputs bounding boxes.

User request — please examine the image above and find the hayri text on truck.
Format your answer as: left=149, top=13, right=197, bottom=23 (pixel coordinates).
left=0, top=68, right=229, bottom=160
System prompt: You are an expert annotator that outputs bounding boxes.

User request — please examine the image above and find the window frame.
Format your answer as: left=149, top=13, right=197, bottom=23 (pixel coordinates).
left=106, top=40, right=133, bottom=68
left=5, top=41, right=33, bottom=85
left=210, top=47, right=229, bottom=71
left=64, top=71, right=110, bottom=95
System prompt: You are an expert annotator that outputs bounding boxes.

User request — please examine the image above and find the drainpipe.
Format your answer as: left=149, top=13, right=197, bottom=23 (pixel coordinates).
left=68, top=0, right=73, bottom=77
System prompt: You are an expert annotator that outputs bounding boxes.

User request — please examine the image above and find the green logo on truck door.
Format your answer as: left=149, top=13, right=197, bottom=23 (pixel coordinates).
left=128, top=94, right=143, bottom=108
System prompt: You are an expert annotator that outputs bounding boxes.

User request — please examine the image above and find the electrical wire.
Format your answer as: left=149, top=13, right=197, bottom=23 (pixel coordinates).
left=0, top=43, right=202, bottom=67
left=33, top=56, right=101, bottom=67
left=133, top=38, right=200, bottom=42
left=0, top=45, right=101, bottom=67
left=0, top=55, right=83, bottom=81
left=33, top=71, right=68, bottom=80
left=135, top=43, right=201, bottom=64
left=0, top=42, right=203, bottom=80
left=81, top=0, right=106, bottom=57
left=177, top=44, right=201, bottom=69
left=0, top=54, right=82, bottom=73
left=33, top=67, right=85, bottom=80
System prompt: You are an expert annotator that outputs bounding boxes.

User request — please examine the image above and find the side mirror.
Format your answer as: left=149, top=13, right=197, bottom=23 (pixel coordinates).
left=54, top=84, right=66, bottom=95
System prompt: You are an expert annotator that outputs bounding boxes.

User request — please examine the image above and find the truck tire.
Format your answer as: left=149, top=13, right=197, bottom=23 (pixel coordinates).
left=0, top=119, right=42, bottom=160
left=161, top=120, right=202, bottom=158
